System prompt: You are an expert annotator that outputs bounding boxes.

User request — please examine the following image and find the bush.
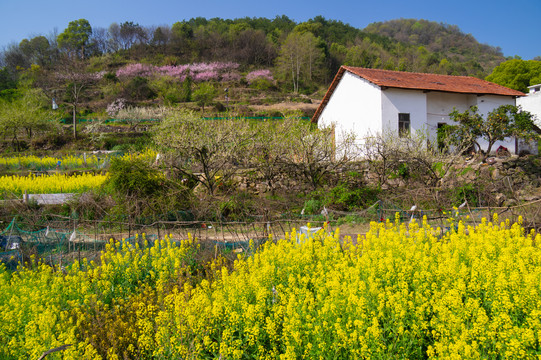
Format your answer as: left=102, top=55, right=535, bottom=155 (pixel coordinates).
left=303, top=199, right=323, bottom=215
left=249, top=77, right=275, bottom=91
left=452, top=183, right=480, bottom=207
left=218, top=191, right=257, bottom=221
left=336, top=214, right=365, bottom=225
left=30, top=132, right=69, bottom=150
left=123, top=76, right=156, bottom=101
left=103, top=156, right=193, bottom=222
left=324, top=183, right=380, bottom=211
left=104, top=157, right=164, bottom=199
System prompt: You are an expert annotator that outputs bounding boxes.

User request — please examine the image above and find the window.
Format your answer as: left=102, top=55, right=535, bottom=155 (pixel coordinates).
left=398, top=113, right=410, bottom=137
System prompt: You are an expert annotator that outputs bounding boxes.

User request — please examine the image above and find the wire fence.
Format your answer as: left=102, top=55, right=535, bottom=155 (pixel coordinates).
left=2, top=198, right=540, bottom=269
left=0, top=214, right=335, bottom=270
left=58, top=116, right=312, bottom=124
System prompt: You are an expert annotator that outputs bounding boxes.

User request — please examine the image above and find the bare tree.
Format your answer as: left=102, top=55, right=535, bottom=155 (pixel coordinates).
left=285, top=118, right=358, bottom=189
left=248, top=116, right=298, bottom=191
left=154, top=110, right=252, bottom=195
left=361, top=130, right=465, bottom=188
left=54, top=57, right=101, bottom=139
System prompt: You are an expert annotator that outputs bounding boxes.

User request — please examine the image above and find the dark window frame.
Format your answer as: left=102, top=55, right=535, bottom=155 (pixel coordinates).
left=398, top=113, right=410, bottom=137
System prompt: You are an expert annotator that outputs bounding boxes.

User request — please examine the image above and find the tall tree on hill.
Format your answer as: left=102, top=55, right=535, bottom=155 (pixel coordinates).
left=276, top=30, right=325, bottom=93
left=57, top=19, right=92, bottom=59
left=151, top=26, right=171, bottom=53
left=19, top=36, right=54, bottom=67
left=170, top=22, right=194, bottom=59
left=119, top=22, right=147, bottom=50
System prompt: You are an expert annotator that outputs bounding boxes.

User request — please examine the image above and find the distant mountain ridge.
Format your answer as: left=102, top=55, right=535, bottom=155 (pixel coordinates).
left=362, top=18, right=505, bottom=76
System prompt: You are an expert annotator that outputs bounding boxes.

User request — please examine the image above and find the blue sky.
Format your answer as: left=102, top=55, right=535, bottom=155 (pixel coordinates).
left=0, top=0, right=539, bottom=60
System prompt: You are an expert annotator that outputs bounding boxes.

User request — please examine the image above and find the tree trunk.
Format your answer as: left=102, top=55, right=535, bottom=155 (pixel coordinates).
left=72, top=106, right=77, bottom=140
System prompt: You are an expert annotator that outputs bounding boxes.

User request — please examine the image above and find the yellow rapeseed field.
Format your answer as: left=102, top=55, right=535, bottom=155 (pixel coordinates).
left=0, top=215, right=540, bottom=359
left=0, top=172, right=107, bottom=197
left=0, top=149, right=157, bottom=171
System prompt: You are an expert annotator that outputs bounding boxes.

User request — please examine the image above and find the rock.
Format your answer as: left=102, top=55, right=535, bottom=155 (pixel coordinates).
left=255, top=183, right=268, bottom=193
left=486, top=157, right=497, bottom=165
left=504, top=199, right=518, bottom=207
left=491, top=168, right=503, bottom=180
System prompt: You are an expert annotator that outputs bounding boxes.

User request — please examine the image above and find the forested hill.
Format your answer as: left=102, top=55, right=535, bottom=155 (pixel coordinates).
left=0, top=15, right=518, bottom=109
left=363, top=19, right=505, bottom=77
left=1, top=16, right=507, bottom=78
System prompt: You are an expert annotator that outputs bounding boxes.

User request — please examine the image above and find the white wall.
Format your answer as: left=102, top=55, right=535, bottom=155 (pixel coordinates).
left=426, top=92, right=477, bottom=141
left=381, top=88, right=427, bottom=136
left=517, top=91, right=541, bottom=127
left=317, top=71, right=382, bottom=145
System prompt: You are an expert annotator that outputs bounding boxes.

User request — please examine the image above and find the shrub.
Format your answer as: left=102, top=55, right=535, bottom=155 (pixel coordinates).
left=452, top=183, right=480, bottom=207
left=303, top=198, right=323, bottom=215
left=123, top=76, right=156, bottom=101
left=249, top=77, right=275, bottom=90
left=324, top=183, right=380, bottom=211
left=104, top=157, right=163, bottom=199
left=218, top=191, right=257, bottom=221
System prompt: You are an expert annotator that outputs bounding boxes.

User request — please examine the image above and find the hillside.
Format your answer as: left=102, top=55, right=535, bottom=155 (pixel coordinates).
left=364, top=19, right=505, bottom=76
left=0, top=16, right=513, bottom=119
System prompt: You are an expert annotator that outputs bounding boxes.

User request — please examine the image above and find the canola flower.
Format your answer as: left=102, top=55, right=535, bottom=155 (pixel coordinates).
left=0, top=235, right=197, bottom=360
left=0, top=172, right=107, bottom=197
left=0, top=149, right=157, bottom=171
left=1, top=216, right=540, bottom=359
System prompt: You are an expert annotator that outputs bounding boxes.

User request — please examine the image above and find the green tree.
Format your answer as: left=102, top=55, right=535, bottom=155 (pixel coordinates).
left=0, top=89, right=56, bottom=151
left=449, top=105, right=536, bottom=157
left=58, top=19, right=92, bottom=59
left=19, top=36, right=53, bottom=67
left=486, top=59, right=541, bottom=92
left=170, top=21, right=194, bottom=58
left=192, top=83, right=217, bottom=111
left=276, top=30, right=325, bottom=93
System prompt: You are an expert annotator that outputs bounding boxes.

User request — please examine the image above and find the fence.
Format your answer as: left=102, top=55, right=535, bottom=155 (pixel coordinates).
left=2, top=198, right=540, bottom=269
left=59, top=116, right=312, bottom=124
left=0, top=215, right=334, bottom=270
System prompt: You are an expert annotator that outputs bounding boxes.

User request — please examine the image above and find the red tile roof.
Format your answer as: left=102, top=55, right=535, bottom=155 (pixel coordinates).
left=312, top=66, right=525, bottom=123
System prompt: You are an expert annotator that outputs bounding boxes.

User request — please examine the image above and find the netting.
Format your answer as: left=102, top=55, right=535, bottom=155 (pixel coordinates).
left=2, top=198, right=540, bottom=270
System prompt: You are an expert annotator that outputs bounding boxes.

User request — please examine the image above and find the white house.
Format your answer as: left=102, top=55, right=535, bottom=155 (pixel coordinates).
left=517, top=84, right=541, bottom=127
left=313, top=66, right=528, bottom=154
